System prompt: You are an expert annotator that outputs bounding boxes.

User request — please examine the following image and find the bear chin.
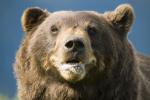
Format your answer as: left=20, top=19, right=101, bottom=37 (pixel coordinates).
left=58, top=63, right=86, bottom=82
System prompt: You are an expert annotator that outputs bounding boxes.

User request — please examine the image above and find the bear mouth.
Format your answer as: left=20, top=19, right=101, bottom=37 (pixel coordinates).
left=63, top=59, right=85, bottom=73
left=66, top=59, right=80, bottom=64
left=58, top=59, right=86, bottom=82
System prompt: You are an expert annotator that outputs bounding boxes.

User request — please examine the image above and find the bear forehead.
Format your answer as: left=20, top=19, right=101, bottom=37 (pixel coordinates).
left=46, top=11, right=105, bottom=25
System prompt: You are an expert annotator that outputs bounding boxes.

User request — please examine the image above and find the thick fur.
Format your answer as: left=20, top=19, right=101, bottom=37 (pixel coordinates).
left=14, top=4, right=150, bottom=100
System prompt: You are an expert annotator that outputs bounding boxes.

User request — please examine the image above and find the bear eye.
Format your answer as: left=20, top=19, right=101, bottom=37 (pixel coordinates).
left=50, top=25, right=59, bottom=35
left=87, top=25, right=97, bottom=36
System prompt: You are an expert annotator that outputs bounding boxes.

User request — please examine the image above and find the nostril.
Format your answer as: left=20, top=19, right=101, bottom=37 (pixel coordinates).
left=76, top=41, right=84, bottom=49
left=64, top=39, right=85, bottom=52
left=65, top=40, right=74, bottom=49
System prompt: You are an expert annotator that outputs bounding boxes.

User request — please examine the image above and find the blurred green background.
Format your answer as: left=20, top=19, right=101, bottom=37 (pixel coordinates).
left=0, top=0, right=150, bottom=99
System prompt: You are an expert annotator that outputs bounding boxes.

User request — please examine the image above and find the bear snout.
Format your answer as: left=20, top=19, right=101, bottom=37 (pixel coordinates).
left=63, top=38, right=86, bottom=65
left=64, top=38, right=85, bottom=53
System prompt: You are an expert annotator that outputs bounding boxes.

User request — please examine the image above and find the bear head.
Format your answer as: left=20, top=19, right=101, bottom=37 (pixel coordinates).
left=17, top=4, right=135, bottom=84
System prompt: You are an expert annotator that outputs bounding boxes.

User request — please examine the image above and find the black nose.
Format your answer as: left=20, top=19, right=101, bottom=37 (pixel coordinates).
left=64, top=39, right=85, bottom=52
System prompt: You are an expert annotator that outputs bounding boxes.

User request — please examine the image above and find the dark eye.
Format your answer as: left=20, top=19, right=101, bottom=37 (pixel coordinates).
left=87, top=25, right=97, bottom=36
left=50, top=25, right=59, bottom=35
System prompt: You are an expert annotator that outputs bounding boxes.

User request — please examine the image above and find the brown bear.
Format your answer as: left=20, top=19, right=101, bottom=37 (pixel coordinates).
left=14, top=4, right=150, bottom=100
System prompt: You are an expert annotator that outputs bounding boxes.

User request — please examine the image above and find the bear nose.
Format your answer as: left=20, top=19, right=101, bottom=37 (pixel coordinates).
left=64, top=39, right=85, bottom=52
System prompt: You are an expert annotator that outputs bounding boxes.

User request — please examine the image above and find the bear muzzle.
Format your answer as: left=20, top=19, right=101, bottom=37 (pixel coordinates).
left=49, top=36, right=97, bottom=82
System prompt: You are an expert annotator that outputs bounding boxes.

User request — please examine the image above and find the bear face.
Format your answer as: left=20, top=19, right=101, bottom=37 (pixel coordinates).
left=15, top=4, right=144, bottom=100
left=19, top=4, right=134, bottom=83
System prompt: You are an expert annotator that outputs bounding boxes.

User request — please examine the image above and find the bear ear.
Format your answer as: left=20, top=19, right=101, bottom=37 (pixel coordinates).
left=21, top=7, right=48, bottom=33
left=104, top=4, right=134, bottom=35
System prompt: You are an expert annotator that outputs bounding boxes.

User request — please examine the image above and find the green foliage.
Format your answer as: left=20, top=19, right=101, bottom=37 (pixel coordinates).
left=0, top=94, right=8, bottom=100
left=0, top=94, right=18, bottom=100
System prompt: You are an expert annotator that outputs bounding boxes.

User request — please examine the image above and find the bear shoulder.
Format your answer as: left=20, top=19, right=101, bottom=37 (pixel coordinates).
left=136, top=53, right=150, bottom=100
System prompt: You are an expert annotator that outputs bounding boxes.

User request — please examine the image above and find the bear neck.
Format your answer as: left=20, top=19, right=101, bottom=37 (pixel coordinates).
left=30, top=60, right=138, bottom=100
left=20, top=62, right=139, bottom=100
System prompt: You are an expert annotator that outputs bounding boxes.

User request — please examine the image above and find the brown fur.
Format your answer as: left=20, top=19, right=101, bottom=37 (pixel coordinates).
left=14, top=4, right=150, bottom=100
